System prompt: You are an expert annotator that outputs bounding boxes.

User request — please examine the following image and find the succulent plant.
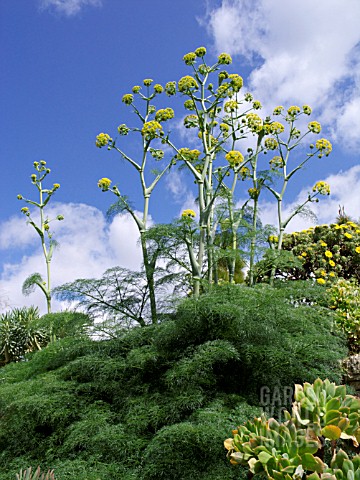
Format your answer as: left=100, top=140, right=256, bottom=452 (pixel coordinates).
left=224, top=415, right=325, bottom=479
left=15, top=466, right=56, bottom=480
left=289, top=379, right=360, bottom=446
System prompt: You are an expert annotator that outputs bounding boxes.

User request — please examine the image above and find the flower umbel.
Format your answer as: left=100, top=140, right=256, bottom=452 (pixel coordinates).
left=313, top=181, right=330, bottom=195
left=141, top=121, right=163, bottom=139
left=98, top=178, right=112, bottom=192
left=182, top=209, right=196, bottom=218
left=96, top=133, right=112, bottom=148
left=225, top=150, right=244, bottom=168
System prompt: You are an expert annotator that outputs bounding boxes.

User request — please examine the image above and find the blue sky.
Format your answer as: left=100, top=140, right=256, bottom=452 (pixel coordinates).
left=1, top=0, right=360, bottom=312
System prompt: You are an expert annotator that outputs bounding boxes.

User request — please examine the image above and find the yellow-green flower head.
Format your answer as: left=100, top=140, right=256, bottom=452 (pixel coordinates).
left=244, top=92, right=253, bottom=102
left=228, top=73, right=243, bottom=92
left=177, top=148, right=201, bottom=162
left=56, top=214, right=64, bottom=221
left=141, top=120, right=163, bottom=138
left=252, top=100, right=262, bottom=110
left=273, top=106, right=284, bottom=115
left=184, top=114, right=198, bottom=128
left=264, top=138, right=278, bottom=150
left=246, top=113, right=263, bottom=133
left=313, top=180, right=330, bottom=195
left=31, top=174, right=37, bottom=181
left=225, top=150, right=244, bottom=167
left=218, top=52, right=232, bottom=65
left=96, top=133, right=112, bottom=148
left=53, top=183, right=60, bottom=190
left=40, top=160, right=46, bottom=165
left=195, top=46, right=206, bottom=57
left=132, top=85, right=141, bottom=93
left=178, top=75, right=199, bottom=92
left=317, top=278, right=326, bottom=285
left=17, top=194, right=23, bottom=200
left=223, top=100, right=237, bottom=113
left=325, top=250, right=333, bottom=258
left=182, top=209, right=196, bottom=218
left=44, top=223, right=50, bottom=231
left=287, top=105, right=301, bottom=117
left=316, top=138, right=332, bottom=156
left=21, top=206, right=29, bottom=214
left=308, top=121, right=321, bottom=134
left=183, top=52, right=196, bottom=65
left=268, top=235, right=278, bottom=243
left=248, top=187, right=260, bottom=199
left=220, top=123, right=230, bottom=133
left=263, top=122, right=285, bottom=135
left=218, top=70, right=229, bottom=83
left=355, top=246, right=360, bottom=254
left=155, top=108, right=175, bottom=122
left=98, top=177, right=112, bottom=192
left=344, top=232, right=352, bottom=239
left=33, top=161, right=39, bottom=167
left=329, top=259, right=335, bottom=267
left=216, top=84, right=230, bottom=98
left=153, top=84, right=163, bottom=94
left=184, top=99, right=196, bottom=110
left=118, top=124, right=130, bottom=135
left=164, top=81, right=176, bottom=96
left=122, top=93, right=133, bottom=105
left=148, top=105, right=156, bottom=115
left=269, top=156, right=284, bottom=168
left=303, top=105, right=312, bottom=115
left=143, top=79, right=153, bottom=86
left=239, top=166, right=250, bottom=180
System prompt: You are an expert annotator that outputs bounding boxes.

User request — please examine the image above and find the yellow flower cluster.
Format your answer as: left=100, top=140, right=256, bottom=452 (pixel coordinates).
left=184, top=114, right=198, bottom=128
left=183, top=52, right=196, bottom=65
left=97, top=178, right=112, bottom=191
left=195, top=46, right=206, bottom=57
left=317, top=278, right=326, bottom=285
left=178, top=76, right=199, bottom=92
left=177, top=148, right=201, bottom=162
left=264, top=138, right=278, bottom=150
left=141, top=121, right=163, bottom=138
left=268, top=235, right=278, bottom=243
left=132, top=85, right=141, bottom=93
left=225, top=150, right=244, bottom=167
left=165, top=81, right=177, bottom=96
left=287, top=106, right=301, bottom=117
left=355, top=247, right=360, bottom=254
left=263, top=122, right=285, bottom=134
left=53, top=183, right=60, bottom=190
left=315, top=138, right=332, bottom=155
left=220, top=123, right=230, bottom=133
left=155, top=108, right=175, bottom=122
left=253, top=100, right=262, bottom=110
left=154, top=84, right=163, bottom=94
left=182, top=209, right=196, bottom=218
left=325, top=250, right=333, bottom=258
left=246, top=113, right=263, bottom=133
left=122, top=94, right=133, bottom=105
left=224, top=100, right=238, bottom=113
left=184, top=99, right=196, bottom=110
left=228, top=73, right=243, bottom=92
left=303, top=105, right=312, bottom=115
left=269, top=156, right=284, bottom=169
left=248, top=187, right=260, bottom=199
left=273, top=106, right=284, bottom=115
left=143, top=79, right=153, bottom=86
left=239, top=166, right=250, bottom=180
left=218, top=53, right=232, bottom=65
left=308, top=121, right=321, bottom=134
left=313, top=181, right=330, bottom=195
left=95, top=133, right=112, bottom=148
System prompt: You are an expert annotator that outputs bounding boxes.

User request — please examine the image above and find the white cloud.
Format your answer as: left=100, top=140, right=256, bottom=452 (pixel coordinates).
left=0, top=203, right=143, bottom=314
left=205, top=0, right=360, bottom=149
left=165, top=170, right=198, bottom=217
left=39, top=0, right=102, bottom=16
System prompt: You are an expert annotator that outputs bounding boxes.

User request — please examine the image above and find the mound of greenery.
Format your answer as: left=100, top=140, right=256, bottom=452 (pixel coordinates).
left=0, top=282, right=347, bottom=479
